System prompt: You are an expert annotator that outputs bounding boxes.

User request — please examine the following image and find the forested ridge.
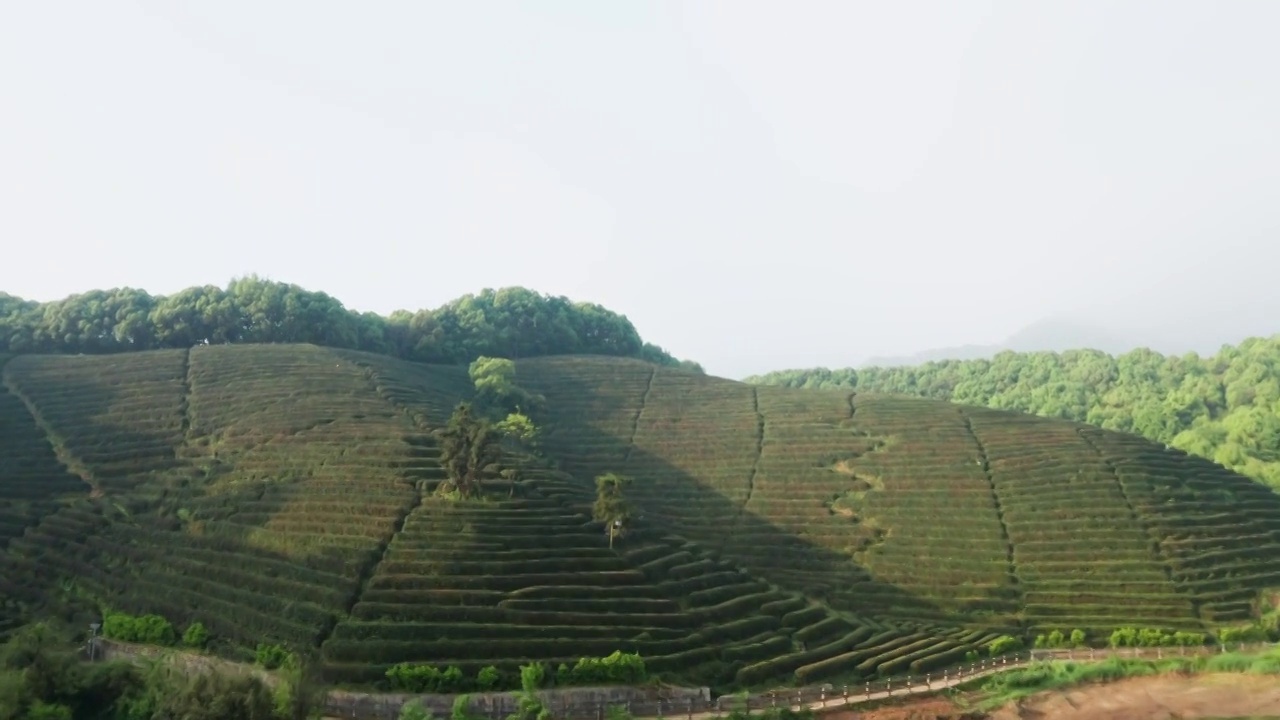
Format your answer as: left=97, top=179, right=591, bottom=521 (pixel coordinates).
left=746, top=336, right=1280, bottom=488
left=0, top=277, right=701, bottom=371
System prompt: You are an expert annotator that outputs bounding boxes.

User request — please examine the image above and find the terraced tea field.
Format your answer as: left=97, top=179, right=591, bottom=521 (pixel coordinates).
left=515, top=356, right=1280, bottom=635
left=1, top=345, right=1279, bottom=690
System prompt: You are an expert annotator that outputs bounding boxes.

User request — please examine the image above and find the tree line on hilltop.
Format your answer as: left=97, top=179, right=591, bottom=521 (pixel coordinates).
left=748, top=336, right=1280, bottom=488
left=0, top=277, right=702, bottom=371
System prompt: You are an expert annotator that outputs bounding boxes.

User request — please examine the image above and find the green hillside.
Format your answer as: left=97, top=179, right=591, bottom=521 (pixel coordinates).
left=2, top=345, right=1279, bottom=692
left=746, top=337, right=1280, bottom=488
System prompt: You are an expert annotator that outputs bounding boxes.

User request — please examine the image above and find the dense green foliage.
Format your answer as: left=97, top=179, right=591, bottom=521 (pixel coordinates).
left=4, top=346, right=1280, bottom=693
left=385, top=652, right=645, bottom=693
left=747, top=337, right=1280, bottom=487
left=592, top=474, right=632, bottom=549
left=437, top=403, right=504, bottom=499
left=101, top=613, right=176, bottom=647
left=0, top=278, right=701, bottom=371
left=0, top=622, right=320, bottom=720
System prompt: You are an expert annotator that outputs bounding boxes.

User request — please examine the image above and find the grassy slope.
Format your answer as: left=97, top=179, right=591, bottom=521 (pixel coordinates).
left=0, top=346, right=1277, bottom=690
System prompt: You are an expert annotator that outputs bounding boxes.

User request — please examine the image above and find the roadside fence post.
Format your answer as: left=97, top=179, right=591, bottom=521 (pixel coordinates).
left=864, top=681, right=869, bottom=699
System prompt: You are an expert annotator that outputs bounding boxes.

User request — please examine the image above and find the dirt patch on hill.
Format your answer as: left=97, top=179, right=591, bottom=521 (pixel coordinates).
left=819, top=673, right=1280, bottom=720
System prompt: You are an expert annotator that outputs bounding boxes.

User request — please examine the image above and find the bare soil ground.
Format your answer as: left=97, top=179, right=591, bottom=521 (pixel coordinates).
left=820, top=673, right=1280, bottom=720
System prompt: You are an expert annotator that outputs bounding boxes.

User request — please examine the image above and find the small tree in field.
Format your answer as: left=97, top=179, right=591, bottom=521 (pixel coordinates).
left=593, top=473, right=632, bottom=550
left=439, top=403, right=502, bottom=499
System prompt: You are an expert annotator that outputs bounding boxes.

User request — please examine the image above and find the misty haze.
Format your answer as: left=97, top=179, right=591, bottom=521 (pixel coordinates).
left=3, top=2, right=1279, bottom=378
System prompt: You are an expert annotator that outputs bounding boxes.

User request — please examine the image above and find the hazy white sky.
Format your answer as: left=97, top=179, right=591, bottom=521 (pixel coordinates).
left=2, top=1, right=1278, bottom=377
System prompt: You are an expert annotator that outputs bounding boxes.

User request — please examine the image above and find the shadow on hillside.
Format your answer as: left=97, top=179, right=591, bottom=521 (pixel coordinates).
left=529, top=367, right=951, bottom=626
left=2, top=357, right=190, bottom=495
left=0, top=360, right=372, bottom=650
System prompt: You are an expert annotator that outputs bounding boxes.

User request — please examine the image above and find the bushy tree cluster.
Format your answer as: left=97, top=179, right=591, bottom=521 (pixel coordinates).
left=437, top=403, right=505, bottom=500
left=592, top=473, right=633, bottom=549
left=1033, top=629, right=1088, bottom=649
left=101, top=612, right=176, bottom=647
left=0, top=278, right=701, bottom=371
left=986, top=635, right=1022, bottom=656
left=386, top=663, right=480, bottom=694
left=386, top=652, right=645, bottom=695
left=0, top=622, right=321, bottom=720
left=553, top=651, right=646, bottom=685
left=748, top=337, right=1280, bottom=487
left=1107, top=627, right=1207, bottom=647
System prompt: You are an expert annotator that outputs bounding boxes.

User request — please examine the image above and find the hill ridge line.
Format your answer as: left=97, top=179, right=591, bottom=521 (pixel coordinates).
left=624, top=367, right=657, bottom=464
left=323, top=352, right=435, bottom=643
left=957, top=409, right=1020, bottom=595
left=1075, top=426, right=1197, bottom=616
left=743, top=388, right=765, bottom=519
left=175, top=347, right=194, bottom=461
left=0, top=361, right=98, bottom=494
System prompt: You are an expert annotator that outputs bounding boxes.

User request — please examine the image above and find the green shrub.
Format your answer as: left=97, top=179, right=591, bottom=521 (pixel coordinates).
left=987, top=635, right=1021, bottom=656
left=386, top=663, right=472, bottom=693
left=182, top=622, right=209, bottom=649
left=400, top=699, right=436, bottom=720
left=1069, top=629, right=1087, bottom=648
left=1218, top=624, right=1269, bottom=644
left=519, top=662, right=546, bottom=692
left=101, top=611, right=177, bottom=646
left=563, top=651, right=646, bottom=686
left=1106, top=626, right=1203, bottom=648
left=1172, top=631, right=1206, bottom=646
left=453, top=694, right=481, bottom=720
left=1036, top=629, right=1081, bottom=649
left=476, top=665, right=500, bottom=691
left=254, top=643, right=294, bottom=670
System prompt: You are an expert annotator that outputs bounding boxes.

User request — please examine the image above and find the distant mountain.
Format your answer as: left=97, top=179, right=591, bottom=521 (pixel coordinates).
left=863, top=318, right=1139, bottom=368
left=862, top=343, right=1002, bottom=368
